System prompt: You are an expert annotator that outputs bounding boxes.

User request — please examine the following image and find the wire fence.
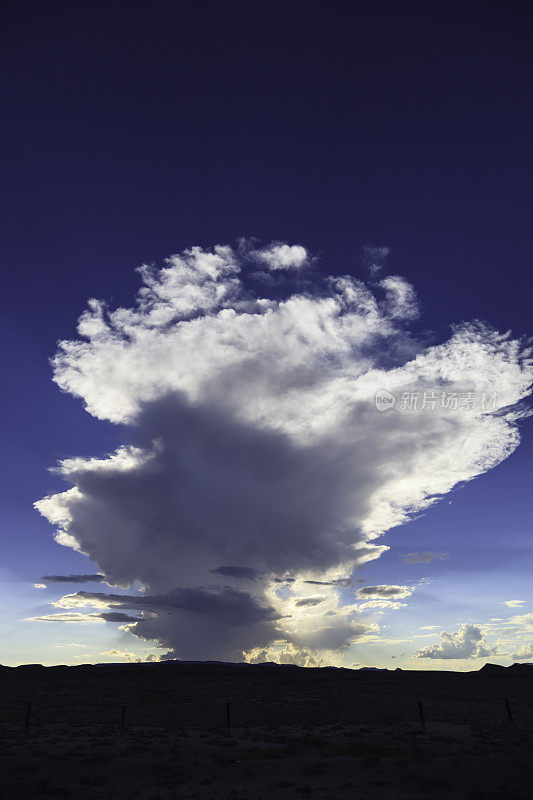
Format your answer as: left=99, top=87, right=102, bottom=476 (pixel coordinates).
left=1, top=674, right=531, bottom=737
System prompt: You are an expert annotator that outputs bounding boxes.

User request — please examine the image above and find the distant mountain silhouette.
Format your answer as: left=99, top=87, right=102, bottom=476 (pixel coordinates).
left=508, top=662, right=533, bottom=671
left=479, top=663, right=507, bottom=673
left=1, top=660, right=531, bottom=676
left=479, top=662, right=533, bottom=673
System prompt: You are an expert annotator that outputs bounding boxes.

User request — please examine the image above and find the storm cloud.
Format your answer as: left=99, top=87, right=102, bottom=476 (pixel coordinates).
left=34, top=241, right=533, bottom=662
left=210, top=566, right=262, bottom=581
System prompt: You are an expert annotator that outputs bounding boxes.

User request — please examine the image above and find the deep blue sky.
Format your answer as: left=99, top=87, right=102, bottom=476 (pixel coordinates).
left=1, top=0, right=532, bottom=665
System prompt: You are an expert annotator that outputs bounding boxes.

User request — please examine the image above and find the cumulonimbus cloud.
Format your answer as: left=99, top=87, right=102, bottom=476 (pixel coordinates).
left=34, top=241, right=532, bottom=663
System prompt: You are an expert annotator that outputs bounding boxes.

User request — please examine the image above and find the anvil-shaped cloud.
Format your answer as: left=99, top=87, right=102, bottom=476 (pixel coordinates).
left=35, top=241, right=532, bottom=662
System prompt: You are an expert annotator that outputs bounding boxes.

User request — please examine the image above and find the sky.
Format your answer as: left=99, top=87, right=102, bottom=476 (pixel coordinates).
left=1, top=0, right=532, bottom=670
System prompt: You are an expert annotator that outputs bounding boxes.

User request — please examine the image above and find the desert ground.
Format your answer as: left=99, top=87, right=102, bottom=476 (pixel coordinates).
left=0, top=662, right=531, bottom=800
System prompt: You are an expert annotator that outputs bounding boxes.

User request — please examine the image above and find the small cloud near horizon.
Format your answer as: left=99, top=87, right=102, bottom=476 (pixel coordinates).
left=417, top=624, right=495, bottom=660
left=400, top=552, right=449, bottom=565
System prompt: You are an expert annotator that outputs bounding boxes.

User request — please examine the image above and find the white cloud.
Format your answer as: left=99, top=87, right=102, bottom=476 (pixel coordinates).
left=378, top=275, right=419, bottom=320
left=508, top=613, right=533, bottom=629
left=504, top=600, right=526, bottom=608
left=509, top=644, right=533, bottom=661
left=246, top=643, right=326, bottom=667
left=53, top=593, right=113, bottom=610
left=34, top=241, right=533, bottom=661
left=401, top=552, right=449, bottom=564
left=54, top=642, right=85, bottom=647
left=363, top=245, right=390, bottom=276
left=252, top=243, right=308, bottom=271
left=355, top=600, right=408, bottom=611
left=100, top=648, right=158, bottom=662
left=417, top=624, right=496, bottom=660
left=33, top=583, right=47, bottom=589
left=25, top=612, right=104, bottom=624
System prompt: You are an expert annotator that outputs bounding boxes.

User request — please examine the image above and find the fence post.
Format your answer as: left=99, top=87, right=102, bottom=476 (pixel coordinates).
left=24, top=701, right=32, bottom=736
left=417, top=700, right=426, bottom=733
left=504, top=698, right=514, bottom=726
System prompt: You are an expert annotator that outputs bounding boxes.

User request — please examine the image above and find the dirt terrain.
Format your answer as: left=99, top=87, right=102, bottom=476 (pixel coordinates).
left=0, top=662, right=531, bottom=800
